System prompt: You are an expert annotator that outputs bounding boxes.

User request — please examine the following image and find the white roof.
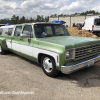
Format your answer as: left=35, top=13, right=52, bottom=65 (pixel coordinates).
left=18, top=22, right=59, bottom=25
left=0, top=24, right=5, bottom=25
left=0, top=25, right=15, bottom=29
left=15, top=22, right=44, bottom=25
left=0, top=22, right=59, bottom=28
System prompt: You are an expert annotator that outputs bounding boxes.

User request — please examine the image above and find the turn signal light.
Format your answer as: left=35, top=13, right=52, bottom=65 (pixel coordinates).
left=92, top=25, right=94, bottom=31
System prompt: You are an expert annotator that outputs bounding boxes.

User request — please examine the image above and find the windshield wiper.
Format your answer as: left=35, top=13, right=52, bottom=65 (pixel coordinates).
left=46, top=35, right=53, bottom=37
left=57, top=34, right=65, bottom=36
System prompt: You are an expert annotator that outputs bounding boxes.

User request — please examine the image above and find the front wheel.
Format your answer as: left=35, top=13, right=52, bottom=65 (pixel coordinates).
left=0, top=45, right=6, bottom=55
left=41, top=56, right=59, bottom=77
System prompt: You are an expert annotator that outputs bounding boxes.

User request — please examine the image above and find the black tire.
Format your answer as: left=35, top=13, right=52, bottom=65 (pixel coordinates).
left=0, top=44, right=6, bottom=55
left=41, top=56, right=59, bottom=77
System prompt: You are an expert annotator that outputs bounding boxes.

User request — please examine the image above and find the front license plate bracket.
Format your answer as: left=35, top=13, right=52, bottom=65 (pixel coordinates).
left=88, top=60, right=94, bottom=67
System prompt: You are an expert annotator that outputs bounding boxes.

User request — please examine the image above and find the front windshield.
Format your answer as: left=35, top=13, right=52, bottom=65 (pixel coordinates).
left=34, top=24, right=71, bottom=38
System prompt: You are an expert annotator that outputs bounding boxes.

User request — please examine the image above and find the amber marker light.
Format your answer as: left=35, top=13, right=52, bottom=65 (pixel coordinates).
left=45, top=21, right=46, bottom=23
left=57, top=56, right=59, bottom=63
left=2, top=41, right=4, bottom=45
left=34, top=21, right=36, bottom=23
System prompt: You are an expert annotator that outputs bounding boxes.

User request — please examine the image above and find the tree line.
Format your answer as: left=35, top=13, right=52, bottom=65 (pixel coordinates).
left=0, top=10, right=100, bottom=24
left=0, top=15, right=49, bottom=24
left=50, top=10, right=100, bottom=17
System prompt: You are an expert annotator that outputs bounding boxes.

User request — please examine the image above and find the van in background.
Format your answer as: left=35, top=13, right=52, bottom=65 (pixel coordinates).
left=82, top=16, right=100, bottom=36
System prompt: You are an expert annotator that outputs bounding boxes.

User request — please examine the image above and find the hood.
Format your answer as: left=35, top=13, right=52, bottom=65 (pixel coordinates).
left=37, top=36, right=100, bottom=49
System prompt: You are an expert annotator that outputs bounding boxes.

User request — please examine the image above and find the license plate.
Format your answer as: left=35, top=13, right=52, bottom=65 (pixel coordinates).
left=88, top=60, right=94, bottom=67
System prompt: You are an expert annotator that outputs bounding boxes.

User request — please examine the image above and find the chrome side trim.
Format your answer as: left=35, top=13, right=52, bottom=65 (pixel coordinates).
left=61, top=55, right=100, bottom=74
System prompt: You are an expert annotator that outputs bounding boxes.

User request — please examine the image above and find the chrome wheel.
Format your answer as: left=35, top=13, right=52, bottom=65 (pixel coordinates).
left=43, top=57, right=53, bottom=73
left=0, top=45, right=2, bottom=53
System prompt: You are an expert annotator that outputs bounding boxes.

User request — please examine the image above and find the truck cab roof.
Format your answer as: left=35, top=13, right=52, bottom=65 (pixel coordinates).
left=0, top=25, right=15, bottom=29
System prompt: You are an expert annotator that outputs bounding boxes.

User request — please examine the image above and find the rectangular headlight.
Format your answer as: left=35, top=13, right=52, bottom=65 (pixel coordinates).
left=65, top=49, right=75, bottom=60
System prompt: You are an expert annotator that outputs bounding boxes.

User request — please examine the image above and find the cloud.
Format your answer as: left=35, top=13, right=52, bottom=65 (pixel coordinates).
left=60, top=1, right=87, bottom=14
left=60, top=0, right=99, bottom=14
left=0, top=0, right=99, bottom=19
left=40, top=0, right=69, bottom=10
left=92, top=3, right=100, bottom=11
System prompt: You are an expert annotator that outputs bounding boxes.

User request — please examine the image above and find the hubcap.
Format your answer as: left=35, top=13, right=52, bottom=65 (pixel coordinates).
left=0, top=45, right=2, bottom=53
left=43, top=57, right=53, bottom=73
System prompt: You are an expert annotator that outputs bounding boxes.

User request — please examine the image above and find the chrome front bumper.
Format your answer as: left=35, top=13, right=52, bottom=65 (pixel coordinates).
left=61, top=55, right=100, bottom=74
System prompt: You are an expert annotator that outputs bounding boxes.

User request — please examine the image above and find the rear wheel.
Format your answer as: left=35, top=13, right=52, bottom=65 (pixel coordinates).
left=0, top=45, right=6, bottom=55
left=41, top=56, right=59, bottom=77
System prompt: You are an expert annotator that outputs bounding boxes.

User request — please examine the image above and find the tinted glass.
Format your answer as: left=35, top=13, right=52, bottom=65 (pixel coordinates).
left=0, top=29, right=2, bottom=35
left=8, top=28, right=13, bottom=36
left=54, top=26, right=65, bottom=35
left=22, top=25, right=33, bottom=38
left=2, top=29, right=8, bottom=35
left=14, top=26, right=22, bottom=37
left=94, top=19, right=100, bottom=25
left=34, top=24, right=70, bottom=38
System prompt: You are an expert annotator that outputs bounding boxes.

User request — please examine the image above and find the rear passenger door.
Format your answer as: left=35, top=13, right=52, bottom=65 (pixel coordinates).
left=20, top=25, right=33, bottom=56
left=1, top=28, right=13, bottom=49
left=12, top=25, right=23, bottom=52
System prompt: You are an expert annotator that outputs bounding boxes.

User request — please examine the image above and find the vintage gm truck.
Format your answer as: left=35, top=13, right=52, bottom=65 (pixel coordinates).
left=0, top=23, right=100, bottom=77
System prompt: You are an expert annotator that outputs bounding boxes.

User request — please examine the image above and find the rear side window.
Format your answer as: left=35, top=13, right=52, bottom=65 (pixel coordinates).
left=8, top=28, right=13, bottom=36
left=1, top=28, right=13, bottom=36
left=0, top=29, right=2, bottom=35
left=14, top=26, right=22, bottom=37
left=2, top=29, right=8, bottom=35
left=94, top=19, right=100, bottom=26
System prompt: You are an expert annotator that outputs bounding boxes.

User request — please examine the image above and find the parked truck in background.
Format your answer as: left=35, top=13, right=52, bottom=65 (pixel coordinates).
left=0, top=23, right=100, bottom=77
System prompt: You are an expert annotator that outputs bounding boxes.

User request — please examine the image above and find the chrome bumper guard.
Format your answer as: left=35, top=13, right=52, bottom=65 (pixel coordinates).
left=61, top=55, right=100, bottom=74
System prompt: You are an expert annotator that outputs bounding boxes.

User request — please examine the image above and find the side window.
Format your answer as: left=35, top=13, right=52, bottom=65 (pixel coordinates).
left=8, top=28, right=13, bottom=36
left=2, top=29, right=8, bottom=35
left=22, top=25, right=33, bottom=38
left=0, top=29, right=2, bottom=35
left=14, top=26, right=22, bottom=37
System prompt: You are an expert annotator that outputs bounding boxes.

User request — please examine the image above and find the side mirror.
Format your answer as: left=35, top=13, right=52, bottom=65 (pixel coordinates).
left=20, top=34, right=27, bottom=38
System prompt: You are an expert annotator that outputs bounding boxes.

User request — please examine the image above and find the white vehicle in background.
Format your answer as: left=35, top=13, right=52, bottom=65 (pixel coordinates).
left=82, top=16, right=100, bottom=36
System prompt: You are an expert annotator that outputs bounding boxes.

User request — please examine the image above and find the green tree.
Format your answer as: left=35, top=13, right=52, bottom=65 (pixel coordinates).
left=45, top=16, right=49, bottom=22
left=20, top=16, right=25, bottom=23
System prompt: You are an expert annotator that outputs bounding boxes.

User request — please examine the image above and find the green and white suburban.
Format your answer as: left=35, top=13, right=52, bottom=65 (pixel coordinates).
left=0, top=23, right=100, bottom=77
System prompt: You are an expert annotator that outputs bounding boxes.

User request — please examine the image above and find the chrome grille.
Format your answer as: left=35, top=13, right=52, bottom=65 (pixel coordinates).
left=75, top=43, right=100, bottom=61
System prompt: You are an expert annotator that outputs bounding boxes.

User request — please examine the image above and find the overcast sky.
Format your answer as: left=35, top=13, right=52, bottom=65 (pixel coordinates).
left=0, top=0, right=100, bottom=19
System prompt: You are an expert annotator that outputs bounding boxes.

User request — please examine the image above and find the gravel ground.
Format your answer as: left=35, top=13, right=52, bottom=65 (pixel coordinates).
left=0, top=53, right=100, bottom=100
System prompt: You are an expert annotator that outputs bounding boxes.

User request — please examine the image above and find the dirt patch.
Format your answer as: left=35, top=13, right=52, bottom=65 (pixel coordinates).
left=67, top=27, right=100, bottom=39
